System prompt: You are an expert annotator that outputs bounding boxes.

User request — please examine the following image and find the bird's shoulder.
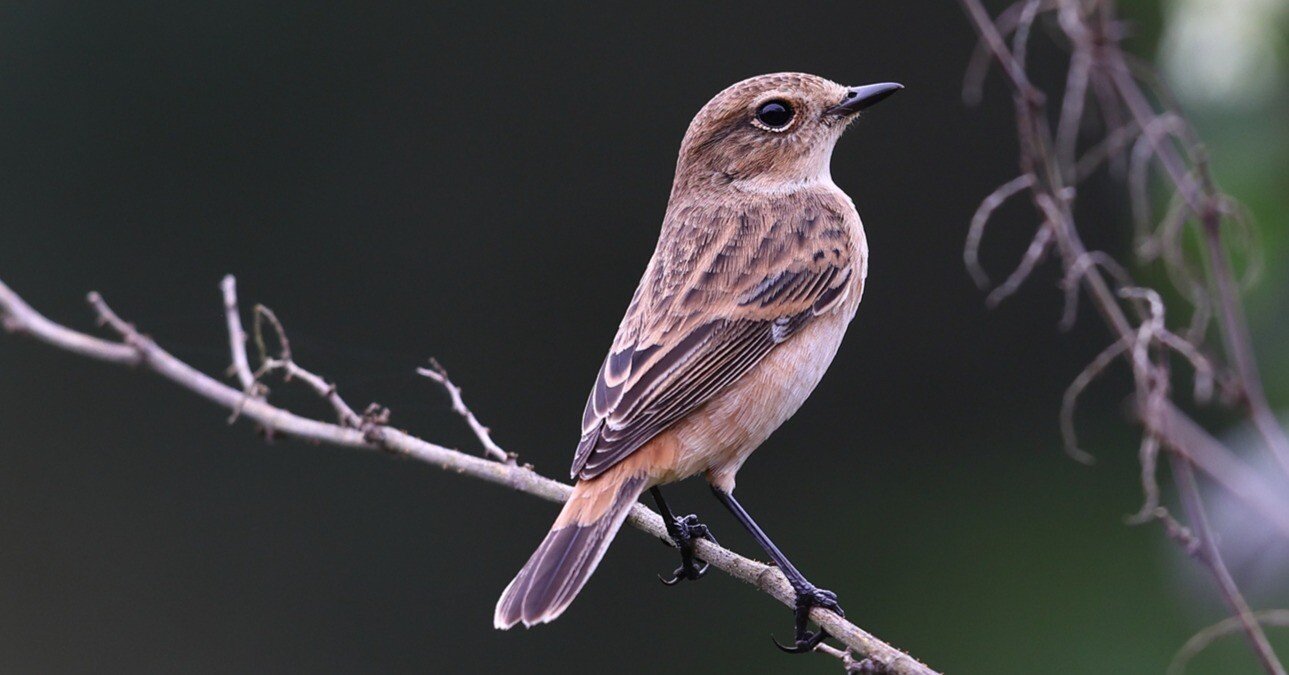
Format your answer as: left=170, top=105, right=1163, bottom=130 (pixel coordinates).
left=623, top=186, right=862, bottom=341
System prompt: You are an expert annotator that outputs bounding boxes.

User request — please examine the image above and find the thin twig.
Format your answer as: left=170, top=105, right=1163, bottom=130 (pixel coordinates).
left=418, top=359, right=514, bottom=464
left=1073, top=119, right=1141, bottom=182
left=1125, top=433, right=1161, bottom=524
left=1169, top=610, right=1289, bottom=675
left=965, top=175, right=1035, bottom=289
left=1148, top=402, right=1289, bottom=540
left=1170, top=457, right=1286, bottom=675
left=220, top=275, right=258, bottom=392
left=220, top=286, right=370, bottom=431
left=1060, top=337, right=1127, bottom=464
left=1059, top=251, right=1130, bottom=331
left=815, top=642, right=883, bottom=673
left=252, top=304, right=290, bottom=363
left=986, top=220, right=1054, bottom=308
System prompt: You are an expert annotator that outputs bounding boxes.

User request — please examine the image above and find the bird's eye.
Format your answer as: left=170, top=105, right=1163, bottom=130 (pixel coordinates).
left=754, top=100, right=794, bottom=129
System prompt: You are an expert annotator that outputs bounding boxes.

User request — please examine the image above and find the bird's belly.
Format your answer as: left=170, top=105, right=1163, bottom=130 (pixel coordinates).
left=659, top=310, right=853, bottom=491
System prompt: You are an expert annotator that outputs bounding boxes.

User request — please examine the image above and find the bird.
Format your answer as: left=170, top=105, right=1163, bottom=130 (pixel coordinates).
left=493, top=72, right=902, bottom=653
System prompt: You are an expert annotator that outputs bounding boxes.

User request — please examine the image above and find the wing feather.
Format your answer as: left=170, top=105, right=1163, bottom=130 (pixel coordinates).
left=571, top=194, right=858, bottom=479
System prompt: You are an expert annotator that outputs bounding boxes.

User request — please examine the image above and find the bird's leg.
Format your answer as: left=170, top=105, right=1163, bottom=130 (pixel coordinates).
left=709, top=486, right=844, bottom=654
left=650, top=486, right=717, bottom=585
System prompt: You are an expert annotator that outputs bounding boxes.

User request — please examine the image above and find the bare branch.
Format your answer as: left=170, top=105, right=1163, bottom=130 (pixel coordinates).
left=964, top=175, right=1035, bottom=289
left=252, top=303, right=291, bottom=363
left=1073, top=119, right=1141, bottom=182
left=985, top=220, right=1054, bottom=308
left=274, top=355, right=366, bottom=429
left=1170, top=457, right=1286, bottom=675
left=1088, top=72, right=1130, bottom=177
left=1059, top=251, right=1131, bottom=331
left=0, top=277, right=938, bottom=675
left=1125, top=433, right=1161, bottom=525
left=220, top=275, right=258, bottom=392
left=1169, top=610, right=1289, bottom=675
left=1009, top=0, right=1043, bottom=74
left=959, top=0, right=1040, bottom=97
left=1128, top=114, right=1185, bottom=247
left=0, top=280, right=138, bottom=366
left=961, top=0, right=1060, bottom=105
left=1105, top=52, right=1289, bottom=478
left=418, top=359, right=514, bottom=464
left=244, top=308, right=365, bottom=429
left=1060, top=337, right=1127, bottom=465
left=957, top=0, right=1289, bottom=669
left=1158, top=330, right=1214, bottom=404
left=1148, top=402, right=1289, bottom=541
left=1055, top=45, right=1092, bottom=177
left=1200, top=211, right=1289, bottom=475
left=1218, top=195, right=1265, bottom=291
left=815, top=642, right=884, bottom=674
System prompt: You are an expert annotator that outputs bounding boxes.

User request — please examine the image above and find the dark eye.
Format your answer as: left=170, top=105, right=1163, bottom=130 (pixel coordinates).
left=755, top=100, right=794, bottom=129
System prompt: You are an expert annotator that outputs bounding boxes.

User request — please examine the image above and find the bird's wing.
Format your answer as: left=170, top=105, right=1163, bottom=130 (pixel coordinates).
left=571, top=196, right=858, bottom=480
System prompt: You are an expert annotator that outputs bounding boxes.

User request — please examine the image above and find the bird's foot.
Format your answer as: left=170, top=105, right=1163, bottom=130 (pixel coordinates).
left=658, top=514, right=717, bottom=585
left=772, top=585, right=844, bottom=654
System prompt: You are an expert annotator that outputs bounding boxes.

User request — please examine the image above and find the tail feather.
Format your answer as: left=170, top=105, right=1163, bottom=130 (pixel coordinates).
left=494, top=473, right=645, bottom=629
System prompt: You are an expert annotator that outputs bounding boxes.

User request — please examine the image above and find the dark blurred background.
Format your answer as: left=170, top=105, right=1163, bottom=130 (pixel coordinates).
left=2, top=2, right=1286, bottom=673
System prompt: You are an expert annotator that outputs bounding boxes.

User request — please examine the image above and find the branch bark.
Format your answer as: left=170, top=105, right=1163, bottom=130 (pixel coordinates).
left=0, top=276, right=937, bottom=675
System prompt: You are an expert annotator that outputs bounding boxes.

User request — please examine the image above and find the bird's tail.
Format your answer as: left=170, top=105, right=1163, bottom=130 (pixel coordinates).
left=494, top=464, right=648, bottom=629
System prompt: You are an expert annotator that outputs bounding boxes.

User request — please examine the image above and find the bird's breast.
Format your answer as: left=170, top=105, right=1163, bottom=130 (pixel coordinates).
left=659, top=309, right=855, bottom=491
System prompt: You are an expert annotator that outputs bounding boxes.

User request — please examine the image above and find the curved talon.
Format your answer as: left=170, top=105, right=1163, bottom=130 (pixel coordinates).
left=656, top=511, right=716, bottom=586
left=657, top=556, right=709, bottom=585
left=771, top=628, right=830, bottom=654
left=773, top=585, right=844, bottom=655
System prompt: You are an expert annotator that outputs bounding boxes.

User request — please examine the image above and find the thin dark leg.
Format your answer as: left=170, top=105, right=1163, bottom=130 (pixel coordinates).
left=649, top=486, right=717, bottom=585
left=650, top=486, right=680, bottom=524
left=710, top=486, right=844, bottom=654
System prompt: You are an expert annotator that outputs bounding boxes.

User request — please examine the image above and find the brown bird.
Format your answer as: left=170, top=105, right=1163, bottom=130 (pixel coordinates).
left=494, top=72, right=901, bottom=652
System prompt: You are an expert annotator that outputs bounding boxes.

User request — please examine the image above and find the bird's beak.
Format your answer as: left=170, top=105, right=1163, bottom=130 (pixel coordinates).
left=826, top=82, right=904, bottom=116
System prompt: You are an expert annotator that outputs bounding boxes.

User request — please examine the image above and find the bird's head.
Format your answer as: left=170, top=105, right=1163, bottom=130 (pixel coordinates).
left=674, top=72, right=901, bottom=194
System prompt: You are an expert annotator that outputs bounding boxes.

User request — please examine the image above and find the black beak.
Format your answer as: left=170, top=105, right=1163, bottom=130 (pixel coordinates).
left=826, top=82, right=904, bottom=116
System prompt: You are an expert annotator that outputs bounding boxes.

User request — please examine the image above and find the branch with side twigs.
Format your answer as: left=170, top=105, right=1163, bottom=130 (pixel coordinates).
left=417, top=359, right=514, bottom=464
left=957, top=0, right=1288, bottom=672
left=0, top=275, right=937, bottom=675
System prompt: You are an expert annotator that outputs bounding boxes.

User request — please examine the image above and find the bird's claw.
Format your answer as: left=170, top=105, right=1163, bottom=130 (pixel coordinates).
left=771, top=585, right=844, bottom=654
left=771, top=629, right=830, bottom=654
left=657, top=514, right=716, bottom=586
left=658, top=558, right=709, bottom=585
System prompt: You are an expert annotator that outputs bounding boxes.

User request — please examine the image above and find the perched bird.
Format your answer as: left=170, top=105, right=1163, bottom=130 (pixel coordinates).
left=494, top=72, right=901, bottom=652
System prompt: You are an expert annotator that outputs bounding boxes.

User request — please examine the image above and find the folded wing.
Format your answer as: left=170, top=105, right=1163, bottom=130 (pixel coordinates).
left=571, top=197, right=857, bottom=480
